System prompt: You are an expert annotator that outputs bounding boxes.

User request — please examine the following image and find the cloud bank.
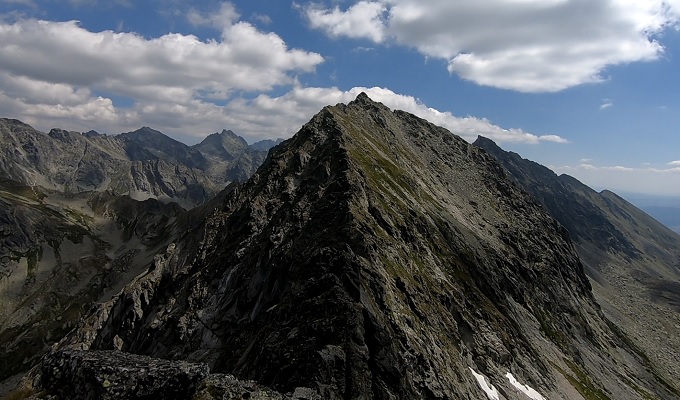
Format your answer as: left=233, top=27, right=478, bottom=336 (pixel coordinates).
left=0, top=13, right=323, bottom=138
left=0, top=8, right=563, bottom=144
left=303, top=0, right=680, bottom=92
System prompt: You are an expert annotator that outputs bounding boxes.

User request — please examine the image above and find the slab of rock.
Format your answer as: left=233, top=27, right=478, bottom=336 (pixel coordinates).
left=38, top=350, right=209, bottom=399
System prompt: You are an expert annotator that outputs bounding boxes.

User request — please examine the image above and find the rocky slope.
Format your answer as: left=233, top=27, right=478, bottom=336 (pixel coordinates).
left=18, top=94, right=677, bottom=399
left=0, top=177, right=240, bottom=393
left=0, top=119, right=275, bottom=209
left=474, top=136, right=680, bottom=391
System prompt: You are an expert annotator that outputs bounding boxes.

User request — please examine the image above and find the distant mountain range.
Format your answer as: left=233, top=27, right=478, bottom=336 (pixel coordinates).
left=618, top=194, right=680, bottom=235
left=0, top=119, right=282, bottom=209
left=642, top=206, right=680, bottom=234
left=1, top=97, right=679, bottom=399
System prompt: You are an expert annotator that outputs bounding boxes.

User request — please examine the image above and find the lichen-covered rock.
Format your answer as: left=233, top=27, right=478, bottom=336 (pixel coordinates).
left=193, top=374, right=320, bottom=400
left=38, top=350, right=209, bottom=399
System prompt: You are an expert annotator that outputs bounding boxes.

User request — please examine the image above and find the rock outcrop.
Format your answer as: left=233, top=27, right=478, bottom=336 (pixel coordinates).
left=24, top=94, right=677, bottom=399
left=11, top=349, right=320, bottom=399
left=193, top=129, right=271, bottom=185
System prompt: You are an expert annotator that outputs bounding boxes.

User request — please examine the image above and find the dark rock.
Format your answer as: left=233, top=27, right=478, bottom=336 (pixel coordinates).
left=193, top=129, right=272, bottom=184
left=121, top=127, right=210, bottom=170
left=194, top=129, right=248, bottom=162
left=39, top=349, right=209, bottom=400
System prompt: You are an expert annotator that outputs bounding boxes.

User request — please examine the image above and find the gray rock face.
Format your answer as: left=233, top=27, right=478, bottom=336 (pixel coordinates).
left=0, top=119, right=277, bottom=384
left=474, top=135, right=680, bottom=391
left=33, top=94, right=676, bottom=399
left=193, top=129, right=249, bottom=162
left=121, top=127, right=210, bottom=170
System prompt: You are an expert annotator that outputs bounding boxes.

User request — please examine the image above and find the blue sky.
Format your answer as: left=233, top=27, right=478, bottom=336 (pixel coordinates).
left=0, top=0, right=679, bottom=197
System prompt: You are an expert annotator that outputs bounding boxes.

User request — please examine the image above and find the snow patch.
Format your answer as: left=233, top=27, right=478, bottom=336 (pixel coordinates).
left=506, top=372, right=546, bottom=400
left=469, top=367, right=500, bottom=400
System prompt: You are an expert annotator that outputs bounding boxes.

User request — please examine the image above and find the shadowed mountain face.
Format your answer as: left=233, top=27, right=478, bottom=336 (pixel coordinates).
left=0, top=119, right=277, bottom=209
left=121, top=127, right=211, bottom=169
left=192, top=129, right=248, bottom=162
left=474, top=135, right=680, bottom=391
left=0, top=176, right=236, bottom=386
left=26, top=94, right=676, bottom=399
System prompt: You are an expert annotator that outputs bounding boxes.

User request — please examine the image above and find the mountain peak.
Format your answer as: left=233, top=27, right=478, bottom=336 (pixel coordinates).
left=193, top=129, right=248, bottom=161
left=47, top=128, right=76, bottom=142
left=124, top=126, right=166, bottom=138
left=353, top=91, right=371, bottom=103
left=41, top=96, right=675, bottom=399
left=346, top=92, right=390, bottom=113
left=83, top=129, right=100, bottom=138
left=473, top=135, right=498, bottom=148
left=0, top=118, right=35, bottom=130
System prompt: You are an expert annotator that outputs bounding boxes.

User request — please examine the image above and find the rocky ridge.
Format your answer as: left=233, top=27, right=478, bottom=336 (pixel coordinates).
left=0, top=118, right=278, bottom=388
left=473, top=136, right=680, bottom=391
left=193, top=129, right=272, bottom=184
left=18, top=94, right=677, bottom=399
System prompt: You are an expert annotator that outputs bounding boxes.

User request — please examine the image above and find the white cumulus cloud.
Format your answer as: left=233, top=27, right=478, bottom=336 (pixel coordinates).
left=302, top=0, right=680, bottom=92
left=0, top=14, right=323, bottom=133
left=0, top=4, right=567, bottom=145
left=304, top=1, right=387, bottom=42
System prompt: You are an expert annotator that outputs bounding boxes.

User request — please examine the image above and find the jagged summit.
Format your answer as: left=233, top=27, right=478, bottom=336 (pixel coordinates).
left=352, top=91, right=374, bottom=104
left=29, top=94, right=675, bottom=399
left=194, top=129, right=248, bottom=161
